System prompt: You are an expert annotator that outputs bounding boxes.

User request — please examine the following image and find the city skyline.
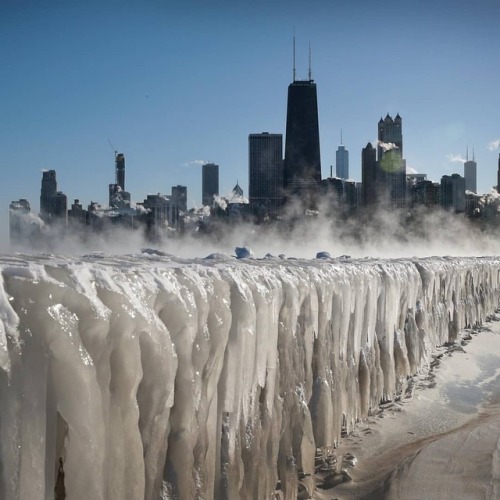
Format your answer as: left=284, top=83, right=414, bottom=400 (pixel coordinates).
left=1, top=0, right=500, bottom=250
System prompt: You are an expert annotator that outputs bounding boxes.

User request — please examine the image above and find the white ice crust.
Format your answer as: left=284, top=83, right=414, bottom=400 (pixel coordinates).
left=0, top=254, right=499, bottom=499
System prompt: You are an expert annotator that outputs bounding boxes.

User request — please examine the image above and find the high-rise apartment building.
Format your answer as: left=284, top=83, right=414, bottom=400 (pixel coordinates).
left=377, top=114, right=406, bottom=208
left=249, top=132, right=283, bottom=217
left=283, top=69, right=321, bottom=205
left=202, top=163, right=219, bottom=206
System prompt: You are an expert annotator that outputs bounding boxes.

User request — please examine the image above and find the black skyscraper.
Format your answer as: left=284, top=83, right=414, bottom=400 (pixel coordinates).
left=109, top=153, right=130, bottom=208
left=283, top=61, right=321, bottom=205
left=115, top=153, right=125, bottom=191
left=497, top=153, right=500, bottom=194
left=361, top=143, right=378, bottom=207
left=377, top=114, right=406, bottom=208
left=40, top=170, right=67, bottom=224
left=40, top=170, right=57, bottom=220
left=202, top=163, right=219, bottom=206
left=249, top=132, right=283, bottom=217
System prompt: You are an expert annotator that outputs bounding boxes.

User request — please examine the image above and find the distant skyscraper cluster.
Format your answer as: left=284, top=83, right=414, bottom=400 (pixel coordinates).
left=9, top=152, right=187, bottom=247
left=9, top=38, right=499, bottom=248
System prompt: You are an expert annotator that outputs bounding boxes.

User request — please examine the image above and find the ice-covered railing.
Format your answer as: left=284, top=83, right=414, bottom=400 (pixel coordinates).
left=0, top=254, right=499, bottom=500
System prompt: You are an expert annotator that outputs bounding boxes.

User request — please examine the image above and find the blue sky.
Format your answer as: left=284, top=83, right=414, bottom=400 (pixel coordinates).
left=1, top=0, right=500, bottom=243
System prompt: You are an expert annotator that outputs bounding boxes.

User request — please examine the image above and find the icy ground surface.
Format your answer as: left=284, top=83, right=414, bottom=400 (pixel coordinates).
left=328, top=322, right=500, bottom=500
left=1, top=253, right=500, bottom=499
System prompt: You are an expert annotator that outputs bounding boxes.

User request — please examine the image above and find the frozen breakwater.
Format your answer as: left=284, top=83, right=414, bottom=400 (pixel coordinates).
left=0, top=254, right=500, bottom=499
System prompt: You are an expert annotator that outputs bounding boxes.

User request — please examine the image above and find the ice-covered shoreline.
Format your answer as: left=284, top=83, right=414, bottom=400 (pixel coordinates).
left=1, top=254, right=500, bottom=499
left=327, top=320, right=500, bottom=500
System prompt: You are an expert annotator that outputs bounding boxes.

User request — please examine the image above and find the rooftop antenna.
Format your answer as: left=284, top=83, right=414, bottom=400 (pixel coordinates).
left=340, top=129, right=343, bottom=146
left=473, top=147, right=475, bottom=161
left=466, top=145, right=469, bottom=162
left=293, top=30, right=296, bottom=82
left=308, top=41, right=312, bottom=81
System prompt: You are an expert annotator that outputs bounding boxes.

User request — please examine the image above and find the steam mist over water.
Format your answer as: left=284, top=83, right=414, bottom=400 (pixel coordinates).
left=8, top=203, right=500, bottom=260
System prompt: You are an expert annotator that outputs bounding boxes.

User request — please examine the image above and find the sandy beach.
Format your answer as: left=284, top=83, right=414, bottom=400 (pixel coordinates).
left=316, top=318, right=500, bottom=500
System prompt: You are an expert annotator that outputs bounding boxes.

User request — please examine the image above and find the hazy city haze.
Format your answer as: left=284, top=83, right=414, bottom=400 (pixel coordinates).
left=1, top=0, right=500, bottom=250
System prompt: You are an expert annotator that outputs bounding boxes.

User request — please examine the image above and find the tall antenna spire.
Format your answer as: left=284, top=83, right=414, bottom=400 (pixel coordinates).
left=340, top=129, right=343, bottom=146
left=292, top=30, right=296, bottom=82
left=466, top=145, right=469, bottom=162
left=308, top=41, right=312, bottom=81
left=473, top=147, right=475, bottom=161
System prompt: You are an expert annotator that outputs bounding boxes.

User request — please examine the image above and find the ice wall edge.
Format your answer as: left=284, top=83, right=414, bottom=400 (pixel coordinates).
left=0, top=255, right=499, bottom=499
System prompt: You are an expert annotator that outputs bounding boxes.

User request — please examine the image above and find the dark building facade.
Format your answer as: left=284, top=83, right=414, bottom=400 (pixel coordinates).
left=377, top=114, right=406, bottom=208
left=40, top=170, right=67, bottom=224
left=68, top=199, right=87, bottom=227
left=9, top=199, right=33, bottom=247
left=249, top=132, right=283, bottom=217
left=115, top=153, right=125, bottom=191
left=109, top=153, right=130, bottom=208
left=361, top=142, right=378, bottom=207
left=497, top=153, right=500, bottom=194
left=411, top=180, right=440, bottom=208
left=202, top=163, right=219, bottom=206
left=441, top=174, right=465, bottom=212
left=140, top=194, right=180, bottom=239
left=40, top=170, right=57, bottom=221
left=171, top=185, right=187, bottom=213
left=283, top=79, right=321, bottom=205
left=336, top=144, right=349, bottom=180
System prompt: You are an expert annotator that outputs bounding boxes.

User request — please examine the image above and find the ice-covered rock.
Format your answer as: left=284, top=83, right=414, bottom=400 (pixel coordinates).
left=235, top=246, right=254, bottom=259
left=315, top=251, right=331, bottom=259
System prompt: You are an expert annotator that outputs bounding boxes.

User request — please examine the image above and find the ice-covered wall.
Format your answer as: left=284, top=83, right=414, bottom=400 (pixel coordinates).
left=0, top=254, right=499, bottom=500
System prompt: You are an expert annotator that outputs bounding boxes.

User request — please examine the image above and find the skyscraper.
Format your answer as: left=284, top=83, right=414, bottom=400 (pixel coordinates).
left=202, top=163, right=219, bottom=206
left=464, top=149, right=477, bottom=193
left=40, top=170, right=57, bottom=220
left=249, top=132, right=283, bottom=217
left=377, top=114, right=406, bottom=208
left=115, top=153, right=125, bottom=191
left=335, top=131, right=349, bottom=180
left=283, top=47, right=321, bottom=206
left=171, top=185, right=187, bottom=213
left=109, top=153, right=130, bottom=208
left=336, top=145, right=349, bottom=180
left=40, top=170, right=67, bottom=224
left=361, top=142, right=378, bottom=207
left=441, top=174, right=465, bottom=212
left=497, top=153, right=500, bottom=194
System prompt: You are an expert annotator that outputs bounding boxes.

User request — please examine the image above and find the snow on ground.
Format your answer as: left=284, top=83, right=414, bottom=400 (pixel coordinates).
left=323, top=319, right=500, bottom=500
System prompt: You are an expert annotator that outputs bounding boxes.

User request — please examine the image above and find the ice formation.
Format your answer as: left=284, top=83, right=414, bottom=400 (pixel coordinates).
left=0, top=254, right=499, bottom=499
